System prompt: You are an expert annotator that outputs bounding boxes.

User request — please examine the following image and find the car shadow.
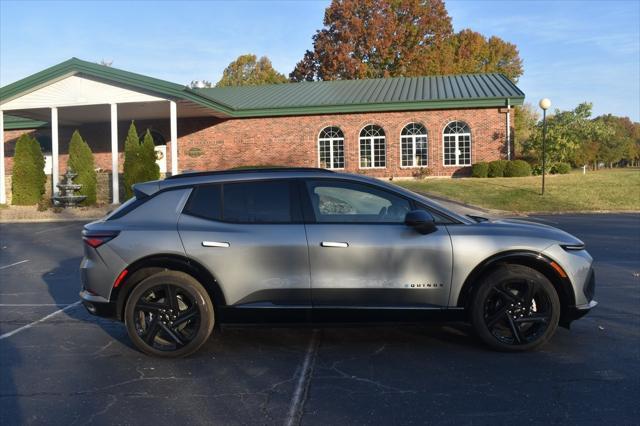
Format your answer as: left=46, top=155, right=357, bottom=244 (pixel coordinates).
left=41, top=255, right=135, bottom=350
left=0, top=334, right=23, bottom=425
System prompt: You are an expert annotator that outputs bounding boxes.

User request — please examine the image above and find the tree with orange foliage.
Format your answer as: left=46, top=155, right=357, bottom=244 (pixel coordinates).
left=290, top=0, right=523, bottom=82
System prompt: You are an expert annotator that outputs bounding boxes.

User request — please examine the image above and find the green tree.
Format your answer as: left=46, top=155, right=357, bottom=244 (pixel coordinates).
left=68, top=130, right=97, bottom=205
left=140, top=129, right=160, bottom=182
left=593, top=114, right=638, bottom=168
left=12, top=133, right=46, bottom=205
left=123, top=122, right=141, bottom=199
left=123, top=123, right=161, bottom=199
left=216, top=54, right=288, bottom=87
left=522, top=103, right=612, bottom=166
left=513, top=103, right=539, bottom=159
left=431, top=29, right=523, bottom=82
left=289, top=0, right=523, bottom=82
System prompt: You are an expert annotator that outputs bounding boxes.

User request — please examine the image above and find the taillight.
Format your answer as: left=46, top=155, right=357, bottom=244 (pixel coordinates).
left=82, top=230, right=119, bottom=248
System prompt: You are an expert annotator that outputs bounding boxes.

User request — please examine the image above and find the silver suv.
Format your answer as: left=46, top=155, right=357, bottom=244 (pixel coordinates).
left=80, top=168, right=596, bottom=357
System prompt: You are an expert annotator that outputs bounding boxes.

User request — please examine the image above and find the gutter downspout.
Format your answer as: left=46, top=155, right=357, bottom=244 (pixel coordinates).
left=506, top=99, right=511, bottom=160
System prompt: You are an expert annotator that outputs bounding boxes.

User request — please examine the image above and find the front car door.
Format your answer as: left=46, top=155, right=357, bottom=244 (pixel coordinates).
left=302, top=179, right=453, bottom=308
left=178, top=179, right=311, bottom=308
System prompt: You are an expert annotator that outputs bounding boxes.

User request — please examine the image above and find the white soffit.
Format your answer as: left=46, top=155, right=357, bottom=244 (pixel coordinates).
left=1, top=75, right=166, bottom=110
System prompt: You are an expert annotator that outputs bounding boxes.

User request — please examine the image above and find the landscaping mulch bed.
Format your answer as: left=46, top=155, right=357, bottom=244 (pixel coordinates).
left=0, top=205, right=111, bottom=222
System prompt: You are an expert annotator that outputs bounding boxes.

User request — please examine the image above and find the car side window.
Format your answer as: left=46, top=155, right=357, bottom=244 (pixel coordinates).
left=184, top=185, right=222, bottom=220
left=305, top=180, right=411, bottom=223
left=223, top=180, right=295, bottom=223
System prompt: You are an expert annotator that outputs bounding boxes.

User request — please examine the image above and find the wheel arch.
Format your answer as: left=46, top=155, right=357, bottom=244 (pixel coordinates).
left=456, top=250, right=576, bottom=326
left=111, top=253, right=227, bottom=321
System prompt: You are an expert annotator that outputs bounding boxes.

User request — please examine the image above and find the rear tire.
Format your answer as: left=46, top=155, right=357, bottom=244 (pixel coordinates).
left=124, top=270, right=214, bottom=358
left=470, top=264, right=560, bottom=352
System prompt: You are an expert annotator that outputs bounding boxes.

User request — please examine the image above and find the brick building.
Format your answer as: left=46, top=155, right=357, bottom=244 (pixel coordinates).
left=0, top=58, right=525, bottom=204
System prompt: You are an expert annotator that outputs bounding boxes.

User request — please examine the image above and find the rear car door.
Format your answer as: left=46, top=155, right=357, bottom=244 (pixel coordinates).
left=178, top=179, right=311, bottom=307
left=302, top=179, right=453, bottom=308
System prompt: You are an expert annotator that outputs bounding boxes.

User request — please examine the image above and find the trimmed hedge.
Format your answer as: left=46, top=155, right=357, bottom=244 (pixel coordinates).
left=488, top=160, right=509, bottom=178
left=68, top=130, right=97, bottom=205
left=12, top=134, right=46, bottom=205
left=471, top=162, right=489, bottom=178
left=504, top=160, right=532, bottom=177
left=551, top=162, right=572, bottom=174
left=123, top=122, right=141, bottom=200
left=123, top=123, right=160, bottom=199
left=140, top=129, right=160, bottom=183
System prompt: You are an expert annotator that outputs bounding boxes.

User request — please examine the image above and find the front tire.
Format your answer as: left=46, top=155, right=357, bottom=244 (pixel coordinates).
left=124, top=270, right=215, bottom=358
left=471, top=264, right=560, bottom=352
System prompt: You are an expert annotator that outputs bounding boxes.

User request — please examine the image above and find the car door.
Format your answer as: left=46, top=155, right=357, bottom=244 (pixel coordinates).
left=178, top=179, right=311, bottom=307
left=302, top=179, right=453, bottom=308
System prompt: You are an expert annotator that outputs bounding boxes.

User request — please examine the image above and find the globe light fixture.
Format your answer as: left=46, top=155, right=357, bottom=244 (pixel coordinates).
left=539, top=98, right=552, bottom=111
left=539, top=98, right=551, bottom=195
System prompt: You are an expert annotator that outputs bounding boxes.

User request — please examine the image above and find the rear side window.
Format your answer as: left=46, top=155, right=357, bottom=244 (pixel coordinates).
left=223, top=180, right=295, bottom=223
left=184, top=185, right=222, bottom=220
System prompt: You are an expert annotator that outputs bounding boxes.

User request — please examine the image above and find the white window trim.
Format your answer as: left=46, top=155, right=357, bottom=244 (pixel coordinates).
left=358, top=136, right=387, bottom=169
left=318, top=134, right=345, bottom=170
left=442, top=132, right=472, bottom=167
left=400, top=130, right=429, bottom=169
left=318, top=127, right=345, bottom=170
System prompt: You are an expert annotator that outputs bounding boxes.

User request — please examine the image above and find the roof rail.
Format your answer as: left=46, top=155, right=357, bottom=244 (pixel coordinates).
left=165, top=167, right=334, bottom=180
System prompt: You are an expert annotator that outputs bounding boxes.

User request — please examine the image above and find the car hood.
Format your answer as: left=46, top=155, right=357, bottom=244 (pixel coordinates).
left=476, top=218, right=585, bottom=247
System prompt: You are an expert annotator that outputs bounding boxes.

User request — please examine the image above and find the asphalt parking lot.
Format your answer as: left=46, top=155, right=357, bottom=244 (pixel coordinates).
left=1, top=214, right=639, bottom=425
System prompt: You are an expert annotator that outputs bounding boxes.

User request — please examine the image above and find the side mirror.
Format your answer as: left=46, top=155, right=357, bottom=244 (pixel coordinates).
left=404, top=210, right=437, bottom=235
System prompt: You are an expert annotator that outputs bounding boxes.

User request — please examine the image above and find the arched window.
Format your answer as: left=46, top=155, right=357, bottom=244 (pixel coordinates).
left=401, top=123, right=428, bottom=167
left=443, top=121, right=471, bottom=166
left=359, top=125, right=386, bottom=168
left=318, top=126, right=345, bottom=169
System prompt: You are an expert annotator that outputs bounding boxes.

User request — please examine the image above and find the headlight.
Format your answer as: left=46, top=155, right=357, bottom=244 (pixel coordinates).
left=560, top=243, right=586, bottom=251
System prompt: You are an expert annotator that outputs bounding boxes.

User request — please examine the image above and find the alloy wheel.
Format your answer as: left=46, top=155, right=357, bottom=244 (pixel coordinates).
left=133, top=284, right=201, bottom=351
left=483, top=279, right=552, bottom=345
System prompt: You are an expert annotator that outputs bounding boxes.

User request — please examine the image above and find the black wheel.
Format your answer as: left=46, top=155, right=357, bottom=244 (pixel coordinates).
left=471, top=264, right=560, bottom=351
left=124, top=270, right=214, bottom=357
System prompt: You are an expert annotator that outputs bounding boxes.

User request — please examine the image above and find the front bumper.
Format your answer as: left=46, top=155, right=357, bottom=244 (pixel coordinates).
left=560, top=268, right=597, bottom=327
left=562, top=300, right=598, bottom=327
left=79, top=290, right=117, bottom=319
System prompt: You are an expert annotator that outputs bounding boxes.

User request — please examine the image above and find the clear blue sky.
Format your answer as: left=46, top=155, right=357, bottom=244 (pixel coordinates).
left=1, top=0, right=638, bottom=120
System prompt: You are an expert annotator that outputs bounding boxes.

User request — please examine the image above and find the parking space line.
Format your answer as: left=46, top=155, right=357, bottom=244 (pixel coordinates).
left=285, top=329, right=320, bottom=426
left=0, top=301, right=81, bottom=340
left=0, top=303, right=74, bottom=307
left=0, top=259, right=29, bottom=270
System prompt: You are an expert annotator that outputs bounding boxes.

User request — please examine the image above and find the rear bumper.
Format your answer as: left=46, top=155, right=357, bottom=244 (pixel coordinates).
left=79, top=290, right=117, bottom=319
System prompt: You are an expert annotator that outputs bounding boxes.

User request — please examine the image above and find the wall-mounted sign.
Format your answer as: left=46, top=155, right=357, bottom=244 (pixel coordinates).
left=187, top=147, right=204, bottom=158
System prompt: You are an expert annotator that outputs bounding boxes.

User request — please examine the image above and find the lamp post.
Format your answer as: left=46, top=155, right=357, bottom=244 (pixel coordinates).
left=539, top=98, right=551, bottom=195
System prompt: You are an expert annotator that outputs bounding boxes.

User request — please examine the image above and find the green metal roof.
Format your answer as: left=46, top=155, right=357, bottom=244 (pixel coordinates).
left=0, top=57, right=235, bottom=115
left=1, top=58, right=524, bottom=129
left=195, top=73, right=524, bottom=116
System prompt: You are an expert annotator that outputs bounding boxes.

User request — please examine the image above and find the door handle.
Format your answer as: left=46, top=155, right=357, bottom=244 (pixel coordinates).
left=202, top=241, right=230, bottom=248
left=321, top=241, right=349, bottom=248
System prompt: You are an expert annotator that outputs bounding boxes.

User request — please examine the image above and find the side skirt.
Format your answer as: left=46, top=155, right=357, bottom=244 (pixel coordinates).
left=218, top=306, right=467, bottom=326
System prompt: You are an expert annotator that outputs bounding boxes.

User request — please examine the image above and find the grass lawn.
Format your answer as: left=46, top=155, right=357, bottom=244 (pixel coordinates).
left=396, top=168, right=640, bottom=213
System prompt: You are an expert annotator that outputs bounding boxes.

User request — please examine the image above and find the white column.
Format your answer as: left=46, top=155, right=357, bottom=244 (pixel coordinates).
left=0, top=111, right=5, bottom=204
left=170, top=100, right=178, bottom=175
left=110, top=103, right=119, bottom=204
left=51, top=107, right=59, bottom=195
